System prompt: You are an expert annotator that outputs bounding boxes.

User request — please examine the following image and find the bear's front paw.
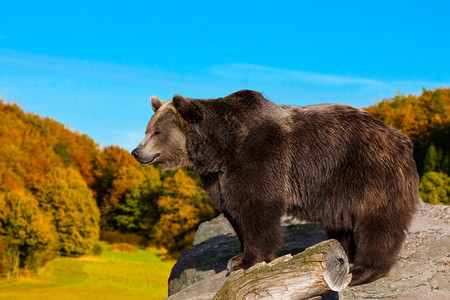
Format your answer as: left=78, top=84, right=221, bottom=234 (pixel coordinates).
left=226, top=253, right=245, bottom=274
left=349, top=265, right=388, bottom=286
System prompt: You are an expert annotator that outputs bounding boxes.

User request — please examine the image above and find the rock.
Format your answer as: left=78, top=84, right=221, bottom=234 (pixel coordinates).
left=167, top=202, right=450, bottom=299
left=192, top=214, right=236, bottom=246
left=168, top=214, right=241, bottom=295
left=168, top=234, right=239, bottom=295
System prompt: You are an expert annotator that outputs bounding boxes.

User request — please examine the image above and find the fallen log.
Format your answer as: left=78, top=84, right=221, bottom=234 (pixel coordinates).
left=214, top=239, right=351, bottom=300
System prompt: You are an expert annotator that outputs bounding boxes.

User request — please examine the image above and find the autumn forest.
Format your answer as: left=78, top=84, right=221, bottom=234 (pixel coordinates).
left=0, top=88, right=449, bottom=276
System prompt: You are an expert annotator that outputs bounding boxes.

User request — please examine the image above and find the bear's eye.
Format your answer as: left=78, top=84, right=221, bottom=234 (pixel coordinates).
left=153, top=131, right=161, bottom=136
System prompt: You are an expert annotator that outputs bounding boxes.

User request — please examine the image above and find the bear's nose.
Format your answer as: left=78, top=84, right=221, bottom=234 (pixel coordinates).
left=131, top=148, right=140, bottom=158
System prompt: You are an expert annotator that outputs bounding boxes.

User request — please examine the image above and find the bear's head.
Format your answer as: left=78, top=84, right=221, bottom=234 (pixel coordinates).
left=131, top=94, right=202, bottom=171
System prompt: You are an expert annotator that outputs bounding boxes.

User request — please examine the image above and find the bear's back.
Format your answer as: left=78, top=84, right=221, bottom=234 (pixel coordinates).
left=276, top=103, right=418, bottom=226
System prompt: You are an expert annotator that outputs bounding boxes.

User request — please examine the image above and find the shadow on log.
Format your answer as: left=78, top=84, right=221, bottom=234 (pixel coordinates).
left=167, top=239, right=351, bottom=300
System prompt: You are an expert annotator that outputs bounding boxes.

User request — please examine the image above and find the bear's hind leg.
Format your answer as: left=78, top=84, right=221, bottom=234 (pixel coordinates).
left=350, top=216, right=406, bottom=286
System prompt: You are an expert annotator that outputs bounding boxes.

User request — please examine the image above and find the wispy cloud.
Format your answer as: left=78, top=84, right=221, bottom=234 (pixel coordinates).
left=0, top=48, right=178, bottom=85
left=1, top=49, right=447, bottom=96
left=207, top=63, right=383, bottom=86
left=1, top=48, right=449, bottom=108
left=205, top=63, right=449, bottom=106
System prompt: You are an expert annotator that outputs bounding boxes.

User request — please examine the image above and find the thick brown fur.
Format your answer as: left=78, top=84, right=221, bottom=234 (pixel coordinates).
left=132, top=90, right=419, bottom=286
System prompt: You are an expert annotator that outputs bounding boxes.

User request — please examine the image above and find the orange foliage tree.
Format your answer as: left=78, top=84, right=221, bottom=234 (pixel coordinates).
left=365, top=88, right=450, bottom=176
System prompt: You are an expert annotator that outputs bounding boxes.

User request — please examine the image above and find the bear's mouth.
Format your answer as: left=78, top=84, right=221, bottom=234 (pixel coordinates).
left=140, top=153, right=160, bottom=165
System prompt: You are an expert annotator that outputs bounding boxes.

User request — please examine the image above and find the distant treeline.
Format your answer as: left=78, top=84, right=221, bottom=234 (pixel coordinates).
left=0, top=100, right=216, bottom=275
left=0, top=88, right=448, bottom=275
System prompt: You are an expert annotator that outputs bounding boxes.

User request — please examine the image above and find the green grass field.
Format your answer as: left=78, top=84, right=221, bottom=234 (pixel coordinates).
left=0, top=243, right=174, bottom=300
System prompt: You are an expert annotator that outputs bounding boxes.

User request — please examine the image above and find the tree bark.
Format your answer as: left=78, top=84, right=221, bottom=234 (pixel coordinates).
left=214, top=239, right=351, bottom=300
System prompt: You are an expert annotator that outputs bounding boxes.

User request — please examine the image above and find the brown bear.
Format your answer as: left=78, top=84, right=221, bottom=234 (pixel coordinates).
left=131, top=90, right=419, bottom=286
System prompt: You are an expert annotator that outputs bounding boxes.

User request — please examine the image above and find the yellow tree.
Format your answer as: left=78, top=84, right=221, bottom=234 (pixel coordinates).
left=37, top=168, right=100, bottom=255
left=0, top=189, right=55, bottom=272
left=419, top=172, right=450, bottom=205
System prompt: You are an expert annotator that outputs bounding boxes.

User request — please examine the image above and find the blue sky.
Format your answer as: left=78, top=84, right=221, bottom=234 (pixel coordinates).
left=1, top=1, right=449, bottom=150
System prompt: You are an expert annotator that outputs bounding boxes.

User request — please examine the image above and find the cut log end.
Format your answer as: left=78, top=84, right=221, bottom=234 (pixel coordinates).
left=323, top=240, right=352, bottom=291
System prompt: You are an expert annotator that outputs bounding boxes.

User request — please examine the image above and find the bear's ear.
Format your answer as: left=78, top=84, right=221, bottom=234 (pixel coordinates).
left=172, top=94, right=202, bottom=123
left=151, top=95, right=165, bottom=112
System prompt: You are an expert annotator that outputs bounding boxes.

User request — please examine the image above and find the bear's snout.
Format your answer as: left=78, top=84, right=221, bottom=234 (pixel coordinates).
left=131, top=148, right=140, bottom=159
left=131, top=148, right=160, bottom=165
